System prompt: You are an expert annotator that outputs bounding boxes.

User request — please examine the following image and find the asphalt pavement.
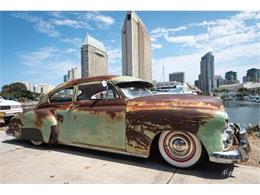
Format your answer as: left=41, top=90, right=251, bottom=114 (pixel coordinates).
left=0, top=128, right=259, bottom=184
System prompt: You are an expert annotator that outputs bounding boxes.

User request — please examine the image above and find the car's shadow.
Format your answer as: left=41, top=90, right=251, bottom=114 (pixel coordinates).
left=0, top=123, right=7, bottom=127
left=3, top=138, right=235, bottom=180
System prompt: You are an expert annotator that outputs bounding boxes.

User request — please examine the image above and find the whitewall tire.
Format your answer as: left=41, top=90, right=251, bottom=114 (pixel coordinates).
left=30, top=140, right=43, bottom=146
left=159, top=131, right=202, bottom=168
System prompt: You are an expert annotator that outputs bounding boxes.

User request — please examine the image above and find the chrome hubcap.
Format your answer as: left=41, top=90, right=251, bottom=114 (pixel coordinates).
left=164, top=133, right=195, bottom=161
left=172, top=138, right=188, bottom=153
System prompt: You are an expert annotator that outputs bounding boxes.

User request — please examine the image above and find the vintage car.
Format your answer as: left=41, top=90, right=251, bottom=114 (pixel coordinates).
left=0, top=96, right=23, bottom=123
left=7, top=75, right=251, bottom=168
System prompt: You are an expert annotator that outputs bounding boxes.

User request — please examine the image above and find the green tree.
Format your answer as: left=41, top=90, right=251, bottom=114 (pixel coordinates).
left=0, top=82, right=35, bottom=100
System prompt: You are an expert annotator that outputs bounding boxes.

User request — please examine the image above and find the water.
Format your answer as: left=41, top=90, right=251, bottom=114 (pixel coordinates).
left=223, top=101, right=260, bottom=127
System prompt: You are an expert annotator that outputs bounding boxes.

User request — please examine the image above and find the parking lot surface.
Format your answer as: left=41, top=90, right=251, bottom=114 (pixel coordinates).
left=0, top=130, right=259, bottom=184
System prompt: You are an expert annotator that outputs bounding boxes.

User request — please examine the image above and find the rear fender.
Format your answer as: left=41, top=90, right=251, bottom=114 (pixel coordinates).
left=20, top=109, right=57, bottom=143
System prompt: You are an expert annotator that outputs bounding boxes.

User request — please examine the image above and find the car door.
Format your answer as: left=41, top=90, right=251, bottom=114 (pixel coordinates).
left=69, top=81, right=127, bottom=150
left=46, top=86, right=75, bottom=144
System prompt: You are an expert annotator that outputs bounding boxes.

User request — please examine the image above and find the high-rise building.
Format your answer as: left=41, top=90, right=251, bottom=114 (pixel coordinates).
left=169, top=72, right=185, bottom=83
left=215, top=75, right=225, bottom=88
left=81, top=34, right=108, bottom=78
left=243, top=68, right=260, bottom=83
left=33, top=84, right=53, bottom=94
left=198, top=52, right=215, bottom=95
left=122, top=11, right=152, bottom=81
left=64, top=75, right=69, bottom=82
left=194, top=80, right=199, bottom=88
left=224, top=71, right=239, bottom=84
left=64, top=67, right=81, bottom=82
left=71, top=67, right=80, bottom=80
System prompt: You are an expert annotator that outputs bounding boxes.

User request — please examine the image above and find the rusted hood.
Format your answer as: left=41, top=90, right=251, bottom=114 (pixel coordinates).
left=127, top=94, right=224, bottom=112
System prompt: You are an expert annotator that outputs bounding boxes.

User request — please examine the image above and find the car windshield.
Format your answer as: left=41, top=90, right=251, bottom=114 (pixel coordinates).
left=120, top=87, right=152, bottom=98
left=117, top=81, right=153, bottom=98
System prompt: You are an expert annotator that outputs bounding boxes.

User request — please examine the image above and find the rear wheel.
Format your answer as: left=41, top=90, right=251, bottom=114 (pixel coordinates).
left=30, top=140, right=43, bottom=146
left=159, top=131, right=202, bottom=168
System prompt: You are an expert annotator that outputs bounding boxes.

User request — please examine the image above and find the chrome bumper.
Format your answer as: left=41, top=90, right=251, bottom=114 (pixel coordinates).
left=209, top=123, right=251, bottom=164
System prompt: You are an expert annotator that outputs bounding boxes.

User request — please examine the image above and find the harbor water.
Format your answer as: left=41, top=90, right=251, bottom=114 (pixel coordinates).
left=223, top=101, right=260, bottom=127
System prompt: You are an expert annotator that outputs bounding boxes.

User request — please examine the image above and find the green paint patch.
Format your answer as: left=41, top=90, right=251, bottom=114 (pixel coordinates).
left=197, top=111, right=226, bottom=154
left=69, top=111, right=126, bottom=150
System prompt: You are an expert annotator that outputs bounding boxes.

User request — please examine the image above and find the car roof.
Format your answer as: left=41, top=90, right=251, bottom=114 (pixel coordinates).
left=51, top=75, right=154, bottom=93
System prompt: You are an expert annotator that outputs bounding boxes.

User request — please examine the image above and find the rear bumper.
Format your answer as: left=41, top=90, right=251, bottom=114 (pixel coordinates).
left=209, top=124, right=251, bottom=164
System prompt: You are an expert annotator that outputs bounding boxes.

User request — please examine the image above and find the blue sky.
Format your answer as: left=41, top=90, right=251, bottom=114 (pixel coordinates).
left=1, top=11, right=260, bottom=89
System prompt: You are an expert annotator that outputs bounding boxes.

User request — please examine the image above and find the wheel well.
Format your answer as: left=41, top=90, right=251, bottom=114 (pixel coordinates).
left=148, top=132, right=162, bottom=156
left=21, top=128, right=44, bottom=142
left=198, top=139, right=209, bottom=162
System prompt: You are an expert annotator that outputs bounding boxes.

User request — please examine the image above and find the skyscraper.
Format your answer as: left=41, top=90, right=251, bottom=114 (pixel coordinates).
left=224, top=71, right=239, bottom=84
left=215, top=75, right=224, bottom=88
left=81, top=34, right=108, bottom=78
left=33, top=84, right=53, bottom=94
left=122, top=11, right=152, bottom=81
left=71, top=67, right=81, bottom=80
left=243, top=68, right=260, bottom=83
left=199, top=52, right=215, bottom=95
left=63, top=67, right=81, bottom=82
left=169, top=72, right=185, bottom=83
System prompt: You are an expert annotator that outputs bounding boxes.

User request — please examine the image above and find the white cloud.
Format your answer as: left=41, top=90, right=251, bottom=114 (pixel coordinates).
left=151, top=26, right=187, bottom=35
left=94, top=15, right=115, bottom=25
left=19, top=47, right=79, bottom=84
left=49, top=12, right=64, bottom=18
left=106, top=47, right=121, bottom=64
left=51, top=19, right=88, bottom=29
left=12, top=12, right=115, bottom=37
left=150, top=37, right=156, bottom=42
left=13, top=13, right=60, bottom=37
left=152, top=43, right=162, bottom=49
left=215, top=42, right=260, bottom=63
left=63, top=48, right=78, bottom=54
left=151, top=11, right=260, bottom=51
left=20, top=47, right=58, bottom=67
left=83, top=12, right=115, bottom=28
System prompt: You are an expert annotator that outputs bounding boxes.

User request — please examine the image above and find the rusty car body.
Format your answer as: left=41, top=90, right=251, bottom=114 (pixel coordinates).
left=7, top=75, right=251, bottom=168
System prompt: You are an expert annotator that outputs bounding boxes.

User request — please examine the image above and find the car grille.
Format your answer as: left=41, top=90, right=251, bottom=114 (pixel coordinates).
left=0, top=105, right=11, bottom=110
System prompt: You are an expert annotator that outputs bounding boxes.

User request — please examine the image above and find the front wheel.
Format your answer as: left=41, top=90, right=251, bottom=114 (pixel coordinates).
left=159, top=131, right=202, bottom=168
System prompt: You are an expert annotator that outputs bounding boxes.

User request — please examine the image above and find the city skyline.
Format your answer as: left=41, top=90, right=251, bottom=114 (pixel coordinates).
left=1, top=11, right=260, bottom=88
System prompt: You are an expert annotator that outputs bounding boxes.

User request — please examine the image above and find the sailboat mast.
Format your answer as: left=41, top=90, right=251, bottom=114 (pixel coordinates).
left=163, top=66, right=165, bottom=82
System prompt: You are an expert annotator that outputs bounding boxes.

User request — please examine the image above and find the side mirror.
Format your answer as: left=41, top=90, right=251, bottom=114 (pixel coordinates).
left=101, top=80, right=109, bottom=99
left=102, top=80, right=108, bottom=88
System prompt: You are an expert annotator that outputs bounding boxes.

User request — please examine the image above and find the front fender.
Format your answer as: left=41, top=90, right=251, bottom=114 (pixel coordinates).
left=197, top=110, right=227, bottom=154
left=19, top=109, right=57, bottom=143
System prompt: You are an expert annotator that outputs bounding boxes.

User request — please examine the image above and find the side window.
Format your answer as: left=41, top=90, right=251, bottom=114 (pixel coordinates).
left=50, top=87, right=74, bottom=103
left=77, top=82, right=119, bottom=101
